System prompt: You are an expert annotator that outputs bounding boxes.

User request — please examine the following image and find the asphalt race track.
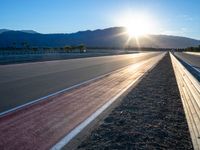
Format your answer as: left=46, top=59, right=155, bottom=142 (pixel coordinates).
left=0, top=53, right=165, bottom=149
left=174, top=52, right=200, bottom=68
left=0, top=52, right=161, bottom=113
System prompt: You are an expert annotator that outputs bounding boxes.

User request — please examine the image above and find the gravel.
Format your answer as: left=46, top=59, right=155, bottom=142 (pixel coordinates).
left=77, top=53, right=193, bottom=150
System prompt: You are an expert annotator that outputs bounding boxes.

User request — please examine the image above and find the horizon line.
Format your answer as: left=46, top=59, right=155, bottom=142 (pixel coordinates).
left=1, top=26, right=200, bottom=41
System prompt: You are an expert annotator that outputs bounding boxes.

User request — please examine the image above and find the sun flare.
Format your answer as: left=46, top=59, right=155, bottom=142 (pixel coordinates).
left=125, top=18, right=148, bottom=38
left=121, top=14, right=156, bottom=38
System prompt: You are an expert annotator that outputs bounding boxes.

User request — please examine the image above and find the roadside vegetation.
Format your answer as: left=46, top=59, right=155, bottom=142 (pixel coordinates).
left=185, top=45, right=200, bottom=52
left=0, top=43, right=87, bottom=55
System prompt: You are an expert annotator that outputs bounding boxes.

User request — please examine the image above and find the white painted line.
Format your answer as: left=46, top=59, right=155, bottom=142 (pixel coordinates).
left=50, top=76, right=141, bottom=150
left=0, top=69, right=119, bottom=117
left=193, top=67, right=200, bottom=74
left=51, top=53, right=166, bottom=150
left=0, top=56, right=152, bottom=117
left=0, top=53, right=162, bottom=117
left=184, top=52, right=200, bottom=56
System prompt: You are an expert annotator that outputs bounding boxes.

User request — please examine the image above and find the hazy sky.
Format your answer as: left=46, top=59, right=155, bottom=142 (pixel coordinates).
left=0, top=0, right=200, bottom=39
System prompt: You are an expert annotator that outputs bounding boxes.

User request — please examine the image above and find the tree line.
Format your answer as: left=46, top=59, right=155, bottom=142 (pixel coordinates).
left=1, top=43, right=87, bottom=53
left=185, top=45, right=200, bottom=52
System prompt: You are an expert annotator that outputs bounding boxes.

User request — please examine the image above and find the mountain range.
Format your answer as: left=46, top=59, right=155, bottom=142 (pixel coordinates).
left=0, top=27, right=199, bottom=49
left=0, top=29, right=38, bottom=34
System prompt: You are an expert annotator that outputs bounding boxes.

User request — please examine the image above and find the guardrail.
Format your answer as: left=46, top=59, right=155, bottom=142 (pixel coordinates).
left=170, top=53, right=200, bottom=150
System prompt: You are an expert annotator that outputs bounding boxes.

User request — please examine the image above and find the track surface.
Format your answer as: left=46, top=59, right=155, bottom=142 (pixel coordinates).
left=174, top=52, right=200, bottom=68
left=0, top=53, right=164, bottom=150
left=0, top=52, right=160, bottom=113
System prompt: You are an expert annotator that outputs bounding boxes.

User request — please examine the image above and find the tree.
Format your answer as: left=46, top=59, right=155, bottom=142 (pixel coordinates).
left=78, top=44, right=86, bottom=53
left=64, top=46, right=71, bottom=53
left=21, top=42, right=30, bottom=50
left=33, top=47, right=38, bottom=51
left=12, top=42, right=16, bottom=49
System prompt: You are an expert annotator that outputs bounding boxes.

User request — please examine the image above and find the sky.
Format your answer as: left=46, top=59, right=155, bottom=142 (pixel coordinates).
left=0, top=0, right=200, bottom=39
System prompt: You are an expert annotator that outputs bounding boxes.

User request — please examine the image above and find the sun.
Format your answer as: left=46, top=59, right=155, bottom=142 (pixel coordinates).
left=114, top=12, right=158, bottom=47
left=121, top=14, right=156, bottom=38
left=126, top=18, right=148, bottom=38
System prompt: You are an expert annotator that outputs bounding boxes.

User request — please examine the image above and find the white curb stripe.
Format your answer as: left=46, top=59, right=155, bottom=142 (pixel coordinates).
left=51, top=53, right=166, bottom=150
left=0, top=69, right=121, bottom=117
left=50, top=76, right=140, bottom=150
left=0, top=53, right=155, bottom=117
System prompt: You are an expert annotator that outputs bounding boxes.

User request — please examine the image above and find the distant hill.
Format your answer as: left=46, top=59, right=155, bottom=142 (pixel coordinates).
left=0, top=27, right=199, bottom=48
left=0, top=29, right=10, bottom=34
left=0, top=29, right=38, bottom=34
left=19, top=30, right=38, bottom=34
